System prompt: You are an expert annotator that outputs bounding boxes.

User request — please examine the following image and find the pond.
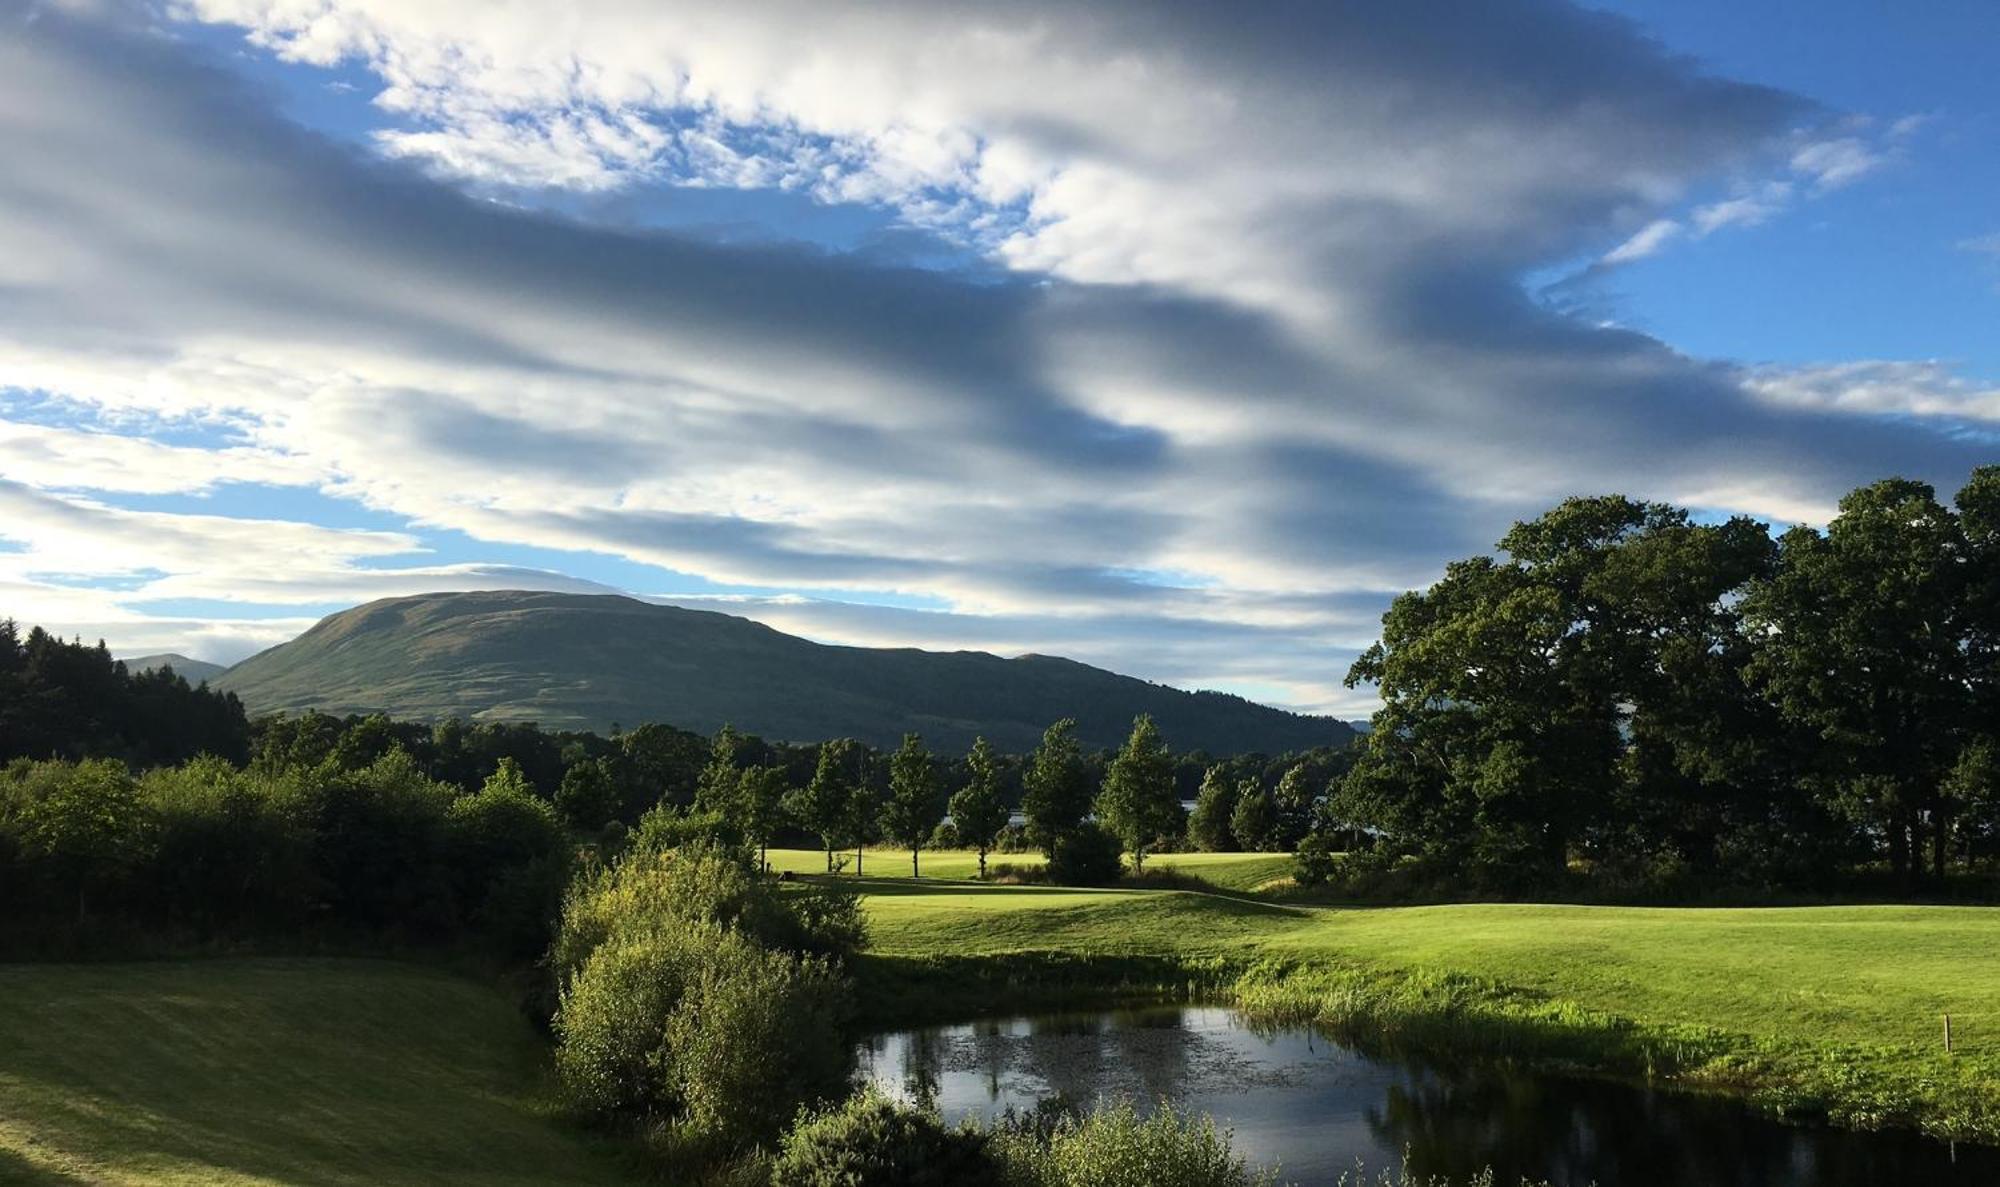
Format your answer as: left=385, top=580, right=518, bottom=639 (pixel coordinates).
left=858, top=1005, right=1999, bottom=1186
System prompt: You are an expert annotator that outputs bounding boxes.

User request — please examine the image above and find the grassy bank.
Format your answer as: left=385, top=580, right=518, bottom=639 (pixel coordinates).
left=769, top=848, right=2000, bottom=1142
left=0, top=959, right=639, bottom=1186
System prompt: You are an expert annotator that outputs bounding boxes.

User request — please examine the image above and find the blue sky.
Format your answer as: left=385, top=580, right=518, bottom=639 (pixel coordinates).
left=0, top=0, right=1994, bottom=715
left=1586, top=0, right=1999, bottom=378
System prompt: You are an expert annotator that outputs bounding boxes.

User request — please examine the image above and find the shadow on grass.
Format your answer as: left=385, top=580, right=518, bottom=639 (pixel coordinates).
left=799, top=872, right=1315, bottom=918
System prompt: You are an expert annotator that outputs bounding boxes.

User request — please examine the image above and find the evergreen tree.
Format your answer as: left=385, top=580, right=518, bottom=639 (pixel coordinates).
left=1095, top=715, right=1182, bottom=872
left=949, top=736, right=1010, bottom=879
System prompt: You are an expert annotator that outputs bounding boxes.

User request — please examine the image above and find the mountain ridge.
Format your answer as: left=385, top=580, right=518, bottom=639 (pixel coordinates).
left=216, top=590, right=1352, bottom=754
left=120, top=653, right=229, bottom=684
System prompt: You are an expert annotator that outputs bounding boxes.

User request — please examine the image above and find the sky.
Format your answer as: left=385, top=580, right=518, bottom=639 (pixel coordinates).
left=1, top=0, right=1995, bottom=717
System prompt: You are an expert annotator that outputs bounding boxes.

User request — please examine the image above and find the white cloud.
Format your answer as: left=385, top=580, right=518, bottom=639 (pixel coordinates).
left=1745, top=361, right=2000, bottom=424
left=1603, top=218, right=1682, bottom=264
left=1790, top=136, right=1883, bottom=190
left=0, top=4, right=1988, bottom=715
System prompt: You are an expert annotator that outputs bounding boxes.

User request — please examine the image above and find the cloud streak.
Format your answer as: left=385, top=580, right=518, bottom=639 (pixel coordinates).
left=0, top=1, right=1989, bottom=717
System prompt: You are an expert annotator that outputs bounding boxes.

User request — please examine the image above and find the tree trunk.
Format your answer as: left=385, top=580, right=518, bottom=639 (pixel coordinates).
left=912, top=849, right=920, bottom=879
left=978, top=849, right=987, bottom=880
left=825, top=846, right=833, bottom=874
left=855, top=844, right=863, bottom=876
left=1934, top=813, right=1948, bottom=884
left=760, top=840, right=768, bottom=875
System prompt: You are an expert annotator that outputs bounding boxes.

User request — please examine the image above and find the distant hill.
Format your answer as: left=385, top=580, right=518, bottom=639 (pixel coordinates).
left=121, top=653, right=229, bottom=684
left=216, top=591, right=1352, bottom=754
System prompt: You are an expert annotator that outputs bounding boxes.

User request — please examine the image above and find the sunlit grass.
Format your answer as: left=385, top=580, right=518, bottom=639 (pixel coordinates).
left=0, top=960, right=638, bottom=1186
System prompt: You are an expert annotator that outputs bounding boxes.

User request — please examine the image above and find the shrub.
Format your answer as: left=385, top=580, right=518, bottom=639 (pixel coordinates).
left=1047, top=822, right=1123, bottom=886
left=282, top=749, right=458, bottom=936
left=139, top=757, right=309, bottom=936
left=668, top=938, right=852, bottom=1146
left=6, top=758, right=152, bottom=925
left=550, top=844, right=863, bottom=988
left=993, top=1101, right=1274, bottom=1187
left=550, top=841, right=862, bottom=1151
left=770, top=1089, right=1000, bottom=1187
left=994, top=822, right=1035, bottom=854
left=448, top=761, right=572, bottom=958
left=1293, top=833, right=1339, bottom=887
left=554, top=930, right=707, bottom=1117
left=928, top=818, right=962, bottom=850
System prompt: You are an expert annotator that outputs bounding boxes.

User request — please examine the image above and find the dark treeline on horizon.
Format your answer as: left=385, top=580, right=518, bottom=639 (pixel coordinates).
left=1323, top=469, right=2000, bottom=894
left=0, top=624, right=251, bottom=767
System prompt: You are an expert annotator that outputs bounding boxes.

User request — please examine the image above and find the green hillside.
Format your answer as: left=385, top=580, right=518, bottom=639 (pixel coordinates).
left=120, top=653, right=229, bottom=684
left=0, top=959, right=637, bottom=1186
left=216, top=590, right=1352, bottom=753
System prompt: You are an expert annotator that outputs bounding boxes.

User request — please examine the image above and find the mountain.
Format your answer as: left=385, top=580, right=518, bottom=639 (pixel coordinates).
left=216, top=590, right=1353, bottom=754
left=121, top=653, right=229, bottom=684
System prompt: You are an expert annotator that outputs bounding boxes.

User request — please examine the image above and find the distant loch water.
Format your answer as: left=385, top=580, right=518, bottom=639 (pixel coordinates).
left=859, top=1006, right=2000, bottom=1186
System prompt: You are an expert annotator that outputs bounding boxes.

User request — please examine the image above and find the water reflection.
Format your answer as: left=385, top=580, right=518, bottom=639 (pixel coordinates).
left=856, top=1006, right=1998, bottom=1186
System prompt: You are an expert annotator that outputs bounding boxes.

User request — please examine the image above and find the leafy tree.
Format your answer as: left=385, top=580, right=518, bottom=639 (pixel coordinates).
left=948, top=736, right=1010, bottom=879
left=1743, top=479, right=1970, bottom=884
left=13, top=758, right=150, bottom=923
left=1021, top=718, right=1092, bottom=859
left=788, top=740, right=858, bottom=874
left=693, top=723, right=744, bottom=819
left=1270, top=764, right=1318, bottom=851
left=1185, top=766, right=1237, bottom=851
left=1944, top=737, right=2000, bottom=870
left=845, top=773, right=882, bottom=877
left=1095, top=715, right=1182, bottom=872
left=448, top=758, right=571, bottom=957
left=738, top=764, right=791, bottom=873
left=1229, top=779, right=1277, bottom=852
left=556, top=757, right=617, bottom=829
left=882, top=733, right=944, bottom=878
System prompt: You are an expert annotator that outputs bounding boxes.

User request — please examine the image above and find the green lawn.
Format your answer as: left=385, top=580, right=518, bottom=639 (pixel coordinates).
left=10, top=876, right=2000, bottom=1183
left=796, top=868, right=2000, bottom=1138
left=764, top=845, right=1293, bottom=891
left=0, top=959, right=638, bottom=1186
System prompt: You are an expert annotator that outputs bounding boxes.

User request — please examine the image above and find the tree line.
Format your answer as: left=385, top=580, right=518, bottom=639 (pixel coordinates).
left=1317, top=470, right=2000, bottom=895
left=0, top=625, right=250, bottom=766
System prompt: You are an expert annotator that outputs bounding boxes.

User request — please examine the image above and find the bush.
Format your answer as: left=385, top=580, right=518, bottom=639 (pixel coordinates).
left=994, top=822, right=1035, bottom=854
left=668, top=939, right=851, bottom=1146
left=448, top=761, right=572, bottom=958
left=771, top=1089, right=1000, bottom=1187
left=1047, top=823, right=1124, bottom=886
left=140, top=757, right=310, bottom=936
left=1293, top=833, right=1339, bottom=887
left=283, top=749, right=459, bottom=936
left=928, top=818, right=962, bottom=850
left=550, top=842, right=862, bottom=1151
left=550, top=844, right=864, bottom=988
left=992, top=1101, right=1274, bottom=1187
left=1, top=758, right=152, bottom=929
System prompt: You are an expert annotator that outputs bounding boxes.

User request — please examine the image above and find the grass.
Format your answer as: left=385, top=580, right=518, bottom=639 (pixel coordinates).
left=769, top=850, right=2000, bottom=1142
left=766, top=844, right=1294, bottom=892
left=0, top=959, right=639, bottom=1186
left=11, top=856, right=2000, bottom=1181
